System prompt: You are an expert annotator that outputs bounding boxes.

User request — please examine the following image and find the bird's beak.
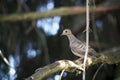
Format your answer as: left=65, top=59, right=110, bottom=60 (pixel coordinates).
left=60, top=33, right=63, bottom=36
left=60, top=32, right=64, bottom=36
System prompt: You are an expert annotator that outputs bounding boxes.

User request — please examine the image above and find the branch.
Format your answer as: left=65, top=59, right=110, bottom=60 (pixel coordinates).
left=26, top=60, right=83, bottom=80
left=26, top=47, right=120, bottom=80
left=0, top=6, right=120, bottom=22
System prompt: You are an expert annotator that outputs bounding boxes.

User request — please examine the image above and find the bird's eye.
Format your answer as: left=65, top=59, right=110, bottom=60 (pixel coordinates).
left=65, top=31, right=68, bottom=33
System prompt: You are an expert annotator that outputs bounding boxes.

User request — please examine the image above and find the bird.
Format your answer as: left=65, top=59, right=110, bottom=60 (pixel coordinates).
left=61, top=29, right=100, bottom=59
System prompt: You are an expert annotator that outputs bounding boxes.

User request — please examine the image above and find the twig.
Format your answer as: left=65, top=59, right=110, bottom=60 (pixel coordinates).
left=83, top=0, right=90, bottom=80
left=0, top=50, right=11, bottom=67
left=91, top=0, right=100, bottom=50
left=92, top=63, right=104, bottom=80
left=59, top=69, right=65, bottom=80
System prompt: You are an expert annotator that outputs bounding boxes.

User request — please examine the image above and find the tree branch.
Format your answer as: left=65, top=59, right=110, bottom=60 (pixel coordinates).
left=26, top=60, right=83, bottom=80
left=0, top=6, right=120, bottom=22
left=26, top=47, right=120, bottom=80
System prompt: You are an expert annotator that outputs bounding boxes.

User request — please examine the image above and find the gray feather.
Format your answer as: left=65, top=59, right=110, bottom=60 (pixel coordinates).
left=61, top=29, right=100, bottom=58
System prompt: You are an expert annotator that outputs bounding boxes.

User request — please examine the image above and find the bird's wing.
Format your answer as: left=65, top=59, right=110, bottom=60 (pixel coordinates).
left=71, top=40, right=99, bottom=58
left=70, top=40, right=86, bottom=56
left=88, top=47, right=100, bottom=57
left=77, top=40, right=99, bottom=57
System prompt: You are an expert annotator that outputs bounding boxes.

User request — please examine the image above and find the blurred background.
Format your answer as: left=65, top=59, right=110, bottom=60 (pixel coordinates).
left=0, top=0, right=120, bottom=80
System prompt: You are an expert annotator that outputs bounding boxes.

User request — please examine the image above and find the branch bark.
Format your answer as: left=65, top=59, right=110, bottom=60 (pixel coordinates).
left=0, top=6, right=120, bottom=22
left=26, top=60, right=83, bottom=80
left=26, top=47, right=120, bottom=80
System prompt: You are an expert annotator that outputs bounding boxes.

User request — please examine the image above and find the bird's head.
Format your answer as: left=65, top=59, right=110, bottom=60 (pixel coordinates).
left=61, top=29, right=72, bottom=36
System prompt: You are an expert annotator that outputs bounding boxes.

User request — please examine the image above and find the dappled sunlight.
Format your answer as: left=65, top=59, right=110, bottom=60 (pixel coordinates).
left=96, top=20, right=103, bottom=30
left=8, top=55, right=18, bottom=80
left=36, top=0, right=61, bottom=36
left=25, top=42, right=41, bottom=59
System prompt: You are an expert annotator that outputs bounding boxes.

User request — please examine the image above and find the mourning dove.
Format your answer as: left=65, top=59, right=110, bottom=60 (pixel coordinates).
left=61, top=29, right=100, bottom=59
